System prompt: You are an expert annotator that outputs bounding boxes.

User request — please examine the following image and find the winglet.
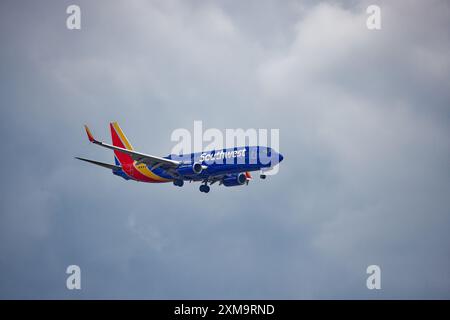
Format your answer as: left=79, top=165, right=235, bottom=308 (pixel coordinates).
left=84, top=125, right=96, bottom=143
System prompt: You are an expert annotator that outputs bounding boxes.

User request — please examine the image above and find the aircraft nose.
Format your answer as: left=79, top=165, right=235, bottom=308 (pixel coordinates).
left=279, top=153, right=284, bottom=162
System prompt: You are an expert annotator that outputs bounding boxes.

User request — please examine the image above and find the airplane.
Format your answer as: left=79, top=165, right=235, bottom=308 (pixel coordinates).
left=76, top=122, right=284, bottom=193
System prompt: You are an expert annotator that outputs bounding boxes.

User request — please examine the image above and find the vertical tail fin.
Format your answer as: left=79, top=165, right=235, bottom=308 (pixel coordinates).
left=110, top=122, right=134, bottom=165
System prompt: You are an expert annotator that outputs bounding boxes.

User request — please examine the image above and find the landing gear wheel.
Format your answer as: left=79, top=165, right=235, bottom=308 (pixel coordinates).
left=199, top=185, right=210, bottom=193
left=173, top=180, right=184, bottom=187
left=260, top=174, right=267, bottom=179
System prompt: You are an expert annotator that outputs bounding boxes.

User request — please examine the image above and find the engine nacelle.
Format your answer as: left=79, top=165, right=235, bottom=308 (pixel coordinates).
left=176, top=162, right=204, bottom=176
left=222, top=173, right=248, bottom=187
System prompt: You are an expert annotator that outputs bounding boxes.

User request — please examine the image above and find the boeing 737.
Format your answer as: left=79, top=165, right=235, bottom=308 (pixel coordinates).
left=76, top=122, right=283, bottom=193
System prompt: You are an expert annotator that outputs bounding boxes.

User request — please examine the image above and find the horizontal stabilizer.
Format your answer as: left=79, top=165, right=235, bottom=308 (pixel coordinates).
left=75, top=157, right=121, bottom=171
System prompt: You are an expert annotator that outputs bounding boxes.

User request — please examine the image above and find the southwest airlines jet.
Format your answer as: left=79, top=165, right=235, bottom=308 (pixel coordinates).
left=76, top=122, right=283, bottom=193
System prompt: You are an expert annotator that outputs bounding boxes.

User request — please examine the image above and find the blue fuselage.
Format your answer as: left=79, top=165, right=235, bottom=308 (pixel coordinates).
left=150, top=146, right=283, bottom=180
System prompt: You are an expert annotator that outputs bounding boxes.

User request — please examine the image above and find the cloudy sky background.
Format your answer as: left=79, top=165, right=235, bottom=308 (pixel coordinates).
left=0, top=0, right=449, bottom=299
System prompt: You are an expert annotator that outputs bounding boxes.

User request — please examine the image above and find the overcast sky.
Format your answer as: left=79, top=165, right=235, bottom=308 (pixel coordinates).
left=0, top=0, right=449, bottom=299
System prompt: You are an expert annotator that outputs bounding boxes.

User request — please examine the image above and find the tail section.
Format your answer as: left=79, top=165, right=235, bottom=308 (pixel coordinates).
left=110, top=122, right=134, bottom=165
left=75, top=157, right=121, bottom=171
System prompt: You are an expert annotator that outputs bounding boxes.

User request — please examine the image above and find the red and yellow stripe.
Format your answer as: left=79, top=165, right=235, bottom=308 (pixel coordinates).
left=110, top=122, right=171, bottom=183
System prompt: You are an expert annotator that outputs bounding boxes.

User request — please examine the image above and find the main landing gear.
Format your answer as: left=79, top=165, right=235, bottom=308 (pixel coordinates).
left=173, top=179, right=184, bottom=187
left=199, top=184, right=210, bottom=193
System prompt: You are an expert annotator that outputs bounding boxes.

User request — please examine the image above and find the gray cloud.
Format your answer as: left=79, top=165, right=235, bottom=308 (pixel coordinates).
left=0, top=0, right=449, bottom=299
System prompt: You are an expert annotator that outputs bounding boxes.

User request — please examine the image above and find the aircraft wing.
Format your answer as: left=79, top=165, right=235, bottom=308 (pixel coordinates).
left=84, top=125, right=180, bottom=168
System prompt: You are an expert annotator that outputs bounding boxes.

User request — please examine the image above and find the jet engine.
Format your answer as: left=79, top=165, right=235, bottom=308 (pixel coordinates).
left=176, top=162, right=205, bottom=176
left=222, top=173, right=249, bottom=187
